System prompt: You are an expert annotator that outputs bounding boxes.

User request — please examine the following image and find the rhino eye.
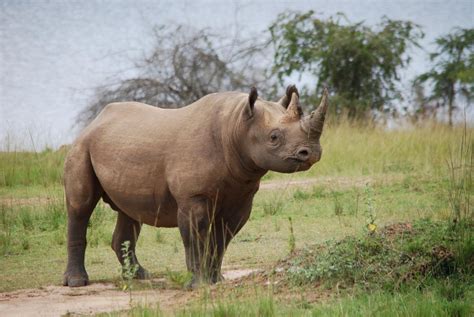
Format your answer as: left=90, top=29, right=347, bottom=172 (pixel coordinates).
left=269, top=130, right=282, bottom=145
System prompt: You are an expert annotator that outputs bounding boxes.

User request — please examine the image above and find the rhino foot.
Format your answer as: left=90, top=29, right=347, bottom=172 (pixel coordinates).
left=211, top=273, right=225, bottom=284
left=134, top=266, right=151, bottom=280
left=184, top=273, right=223, bottom=290
left=63, top=271, right=89, bottom=287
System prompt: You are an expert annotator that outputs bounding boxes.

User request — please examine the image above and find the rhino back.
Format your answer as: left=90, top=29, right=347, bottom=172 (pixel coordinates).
left=74, top=97, right=240, bottom=226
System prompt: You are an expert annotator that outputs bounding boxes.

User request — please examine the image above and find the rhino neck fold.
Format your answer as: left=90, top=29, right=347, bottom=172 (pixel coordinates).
left=221, top=100, right=267, bottom=184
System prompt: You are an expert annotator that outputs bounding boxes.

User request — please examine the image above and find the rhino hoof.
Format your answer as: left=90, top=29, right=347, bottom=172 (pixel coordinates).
left=134, top=267, right=151, bottom=280
left=63, top=274, right=89, bottom=287
left=211, top=273, right=225, bottom=284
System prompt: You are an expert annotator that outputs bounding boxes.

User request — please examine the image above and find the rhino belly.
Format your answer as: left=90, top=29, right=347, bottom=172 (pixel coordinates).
left=92, top=156, right=178, bottom=227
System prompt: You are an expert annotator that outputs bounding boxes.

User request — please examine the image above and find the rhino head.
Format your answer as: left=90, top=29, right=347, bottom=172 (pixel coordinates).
left=242, top=85, right=329, bottom=174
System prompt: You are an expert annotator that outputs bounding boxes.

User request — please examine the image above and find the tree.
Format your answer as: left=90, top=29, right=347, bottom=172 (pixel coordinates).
left=78, top=25, right=272, bottom=125
left=414, top=28, right=474, bottom=126
left=269, top=11, right=423, bottom=119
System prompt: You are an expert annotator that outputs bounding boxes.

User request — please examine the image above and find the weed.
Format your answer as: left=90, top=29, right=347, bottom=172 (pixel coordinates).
left=446, top=122, right=473, bottom=224
left=263, top=200, right=284, bottom=216
left=293, top=189, right=310, bottom=201
left=288, top=217, right=295, bottom=254
left=19, top=208, right=34, bottom=230
left=311, top=185, right=326, bottom=198
left=165, top=269, right=193, bottom=289
left=53, top=229, right=66, bottom=246
left=21, top=236, right=30, bottom=250
left=120, top=240, right=139, bottom=304
left=332, top=191, right=343, bottom=216
left=273, top=218, right=280, bottom=232
left=0, top=229, right=12, bottom=255
left=364, top=185, right=377, bottom=234
left=155, top=229, right=165, bottom=243
left=42, top=197, right=66, bottom=231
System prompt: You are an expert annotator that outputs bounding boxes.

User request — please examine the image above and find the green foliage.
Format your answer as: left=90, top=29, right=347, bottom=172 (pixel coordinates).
left=269, top=11, right=423, bottom=119
left=414, top=28, right=474, bottom=125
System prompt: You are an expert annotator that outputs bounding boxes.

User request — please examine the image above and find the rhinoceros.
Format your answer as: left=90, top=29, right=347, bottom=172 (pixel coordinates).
left=63, top=85, right=329, bottom=287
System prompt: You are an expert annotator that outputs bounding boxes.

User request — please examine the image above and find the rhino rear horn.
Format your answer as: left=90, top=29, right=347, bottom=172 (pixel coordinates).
left=285, top=92, right=302, bottom=120
left=278, top=84, right=299, bottom=109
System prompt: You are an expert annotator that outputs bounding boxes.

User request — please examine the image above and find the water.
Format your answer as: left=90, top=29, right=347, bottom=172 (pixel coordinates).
left=1, top=0, right=473, bottom=150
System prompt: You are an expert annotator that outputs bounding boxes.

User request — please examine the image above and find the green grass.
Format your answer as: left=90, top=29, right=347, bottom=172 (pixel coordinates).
left=0, top=123, right=472, bottom=316
left=0, top=177, right=454, bottom=292
left=109, top=281, right=473, bottom=317
left=0, top=147, right=68, bottom=187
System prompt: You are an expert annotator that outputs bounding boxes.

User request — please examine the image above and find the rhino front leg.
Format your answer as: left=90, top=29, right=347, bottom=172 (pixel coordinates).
left=209, top=203, right=252, bottom=283
left=112, top=211, right=150, bottom=279
left=177, top=198, right=216, bottom=287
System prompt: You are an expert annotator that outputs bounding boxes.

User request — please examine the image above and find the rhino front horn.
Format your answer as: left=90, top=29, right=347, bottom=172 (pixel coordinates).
left=310, top=87, right=329, bottom=134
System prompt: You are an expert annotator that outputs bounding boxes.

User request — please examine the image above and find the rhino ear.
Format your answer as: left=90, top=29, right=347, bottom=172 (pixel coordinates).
left=278, top=85, right=299, bottom=109
left=246, top=87, right=258, bottom=119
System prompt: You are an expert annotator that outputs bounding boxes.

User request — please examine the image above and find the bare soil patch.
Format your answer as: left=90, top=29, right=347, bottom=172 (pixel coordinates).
left=260, top=174, right=403, bottom=191
left=0, top=269, right=260, bottom=317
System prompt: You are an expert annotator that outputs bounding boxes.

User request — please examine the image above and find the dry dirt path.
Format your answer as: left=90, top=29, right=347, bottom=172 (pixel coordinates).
left=260, top=174, right=403, bottom=190
left=0, top=269, right=260, bottom=316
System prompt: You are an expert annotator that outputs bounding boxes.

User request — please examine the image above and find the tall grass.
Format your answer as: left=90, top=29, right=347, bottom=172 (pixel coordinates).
left=0, top=195, right=112, bottom=256
left=0, top=147, right=68, bottom=187
left=307, top=121, right=470, bottom=178
left=1, top=124, right=470, bottom=188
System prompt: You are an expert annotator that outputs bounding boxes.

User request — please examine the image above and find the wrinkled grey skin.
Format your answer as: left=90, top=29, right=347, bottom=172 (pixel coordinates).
left=63, top=85, right=329, bottom=287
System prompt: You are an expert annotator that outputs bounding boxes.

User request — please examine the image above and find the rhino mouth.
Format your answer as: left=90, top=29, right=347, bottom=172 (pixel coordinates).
left=286, top=156, right=306, bottom=164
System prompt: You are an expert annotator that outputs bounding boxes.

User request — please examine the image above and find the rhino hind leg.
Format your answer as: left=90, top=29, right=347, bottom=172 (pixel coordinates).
left=63, top=148, right=103, bottom=287
left=112, top=211, right=150, bottom=280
